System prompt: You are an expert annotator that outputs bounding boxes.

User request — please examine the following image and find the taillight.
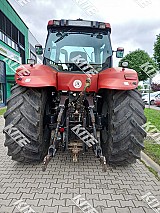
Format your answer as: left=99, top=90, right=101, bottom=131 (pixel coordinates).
left=17, top=69, right=30, bottom=77
left=48, top=20, right=60, bottom=26
left=125, top=74, right=137, bottom=80
left=105, top=23, right=111, bottom=28
left=48, top=20, right=54, bottom=26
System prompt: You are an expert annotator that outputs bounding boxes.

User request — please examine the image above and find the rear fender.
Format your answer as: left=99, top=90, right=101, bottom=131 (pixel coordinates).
left=98, top=67, right=139, bottom=90
left=15, top=64, right=57, bottom=88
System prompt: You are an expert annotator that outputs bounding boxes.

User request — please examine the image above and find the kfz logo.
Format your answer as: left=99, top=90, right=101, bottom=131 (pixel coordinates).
left=15, top=0, right=31, bottom=7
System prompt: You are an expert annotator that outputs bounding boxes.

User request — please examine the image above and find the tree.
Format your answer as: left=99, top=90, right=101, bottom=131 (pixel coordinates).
left=154, top=34, right=160, bottom=70
left=119, top=49, right=157, bottom=81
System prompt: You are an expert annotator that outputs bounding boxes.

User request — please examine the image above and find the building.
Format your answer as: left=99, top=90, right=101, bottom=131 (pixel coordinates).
left=0, top=0, right=41, bottom=106
left=29, top=31, right=43, bottom=64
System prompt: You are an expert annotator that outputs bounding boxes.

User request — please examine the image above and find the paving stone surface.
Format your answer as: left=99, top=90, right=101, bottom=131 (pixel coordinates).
left=0, top=117, right=159, bottom=213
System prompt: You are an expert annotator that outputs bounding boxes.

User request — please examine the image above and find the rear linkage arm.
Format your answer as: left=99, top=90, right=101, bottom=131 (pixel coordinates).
left=42, top=96, right=68, bottom=172
left=80, top=78, right=107, bottom=172
left=86, top=96, right=107, bottom=172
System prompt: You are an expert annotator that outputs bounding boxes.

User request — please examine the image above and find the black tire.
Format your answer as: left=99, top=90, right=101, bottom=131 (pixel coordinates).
left=101, top=89, right=147, bottom=165
left=3, top=84, right=51, bottom=163
left=150, top=100, right=155, bottom=105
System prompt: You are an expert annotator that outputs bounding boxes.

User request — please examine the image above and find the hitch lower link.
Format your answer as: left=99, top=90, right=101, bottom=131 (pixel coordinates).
left=42, top=96, right=67, bottom=172
left=92, top=137, right=107, bottom=172
left=86, top=96, right=107, bottom=172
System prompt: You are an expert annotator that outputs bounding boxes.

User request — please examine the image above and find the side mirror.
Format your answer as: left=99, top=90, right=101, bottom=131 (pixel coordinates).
left=35, top=44, right=43, bottom=55
left=116, top=47, right=124, bottom=58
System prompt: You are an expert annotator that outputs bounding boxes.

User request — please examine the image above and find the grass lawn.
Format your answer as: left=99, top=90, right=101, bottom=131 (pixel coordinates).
left=144, top=108, right=160, bottom=131
left=0, top=108, right=6, bottom=116
left=144, top=108, right=160, bottom=166
left=144, top=141, right=160, bottom=166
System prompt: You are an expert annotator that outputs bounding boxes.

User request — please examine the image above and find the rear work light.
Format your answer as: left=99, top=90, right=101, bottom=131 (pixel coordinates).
left=48, top=19, right=111, bottom=30
left=27, top=59, right=35, bottom=66
left=99, top=23, right=106, bottom=29
left=68, top=20, right=91, bottom=27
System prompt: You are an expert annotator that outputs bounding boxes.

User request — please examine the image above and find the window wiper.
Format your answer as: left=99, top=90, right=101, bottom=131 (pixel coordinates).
left=54, top=28, right=73, bottom=43
left=55, top=33, right=68, bottom=43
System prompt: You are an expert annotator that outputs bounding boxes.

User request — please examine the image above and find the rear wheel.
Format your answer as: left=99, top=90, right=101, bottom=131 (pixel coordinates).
left=3, top=84, right=51, bottom=163
left=101, top=89, right=146, bottom=165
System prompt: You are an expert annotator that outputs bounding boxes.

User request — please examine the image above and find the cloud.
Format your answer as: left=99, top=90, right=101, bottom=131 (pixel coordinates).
left=112, top=19, right=160, bottom=52
left=8, top=0, right=160, bottom=66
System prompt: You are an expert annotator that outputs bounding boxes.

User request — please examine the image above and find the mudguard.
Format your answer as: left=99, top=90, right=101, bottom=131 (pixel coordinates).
left=15, top=64, right=98, bottom=91
left=15, top=64, right=57, bottom=88
left=15, top=65, right=138, bottom=91
left=98, top=67, right=139, bottom=90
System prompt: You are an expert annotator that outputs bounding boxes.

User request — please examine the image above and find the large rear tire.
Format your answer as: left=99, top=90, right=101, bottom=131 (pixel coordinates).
left=3, top=84, right=50, bottom=163
left=101, top=89, right=146, bottom=165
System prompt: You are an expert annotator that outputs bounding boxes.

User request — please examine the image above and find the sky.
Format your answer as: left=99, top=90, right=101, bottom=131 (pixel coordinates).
left=8, top=0, right=160, bottom=66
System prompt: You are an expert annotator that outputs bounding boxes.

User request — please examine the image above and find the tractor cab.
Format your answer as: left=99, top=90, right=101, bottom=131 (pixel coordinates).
left=36, top=19, right=122, bottom=73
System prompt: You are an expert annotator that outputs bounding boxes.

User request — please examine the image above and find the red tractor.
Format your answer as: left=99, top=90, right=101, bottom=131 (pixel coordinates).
left=3, top=19, right=146, bottom=171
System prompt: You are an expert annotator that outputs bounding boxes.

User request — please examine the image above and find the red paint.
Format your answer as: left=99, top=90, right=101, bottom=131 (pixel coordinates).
left=57, top=72, right=98, bottom=92
left=15, top=64, right=57, bottom=88
left=98, top=67, right=139, bottom=90
left=15, top=64, right=138, bottom=91
left=48, top=20, right=54, bottom=26
left=105, top=23, right=111, bottom=29
left=59, top=127, right=65, bottom=133
left=154, top=98, right=160, bottom=106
